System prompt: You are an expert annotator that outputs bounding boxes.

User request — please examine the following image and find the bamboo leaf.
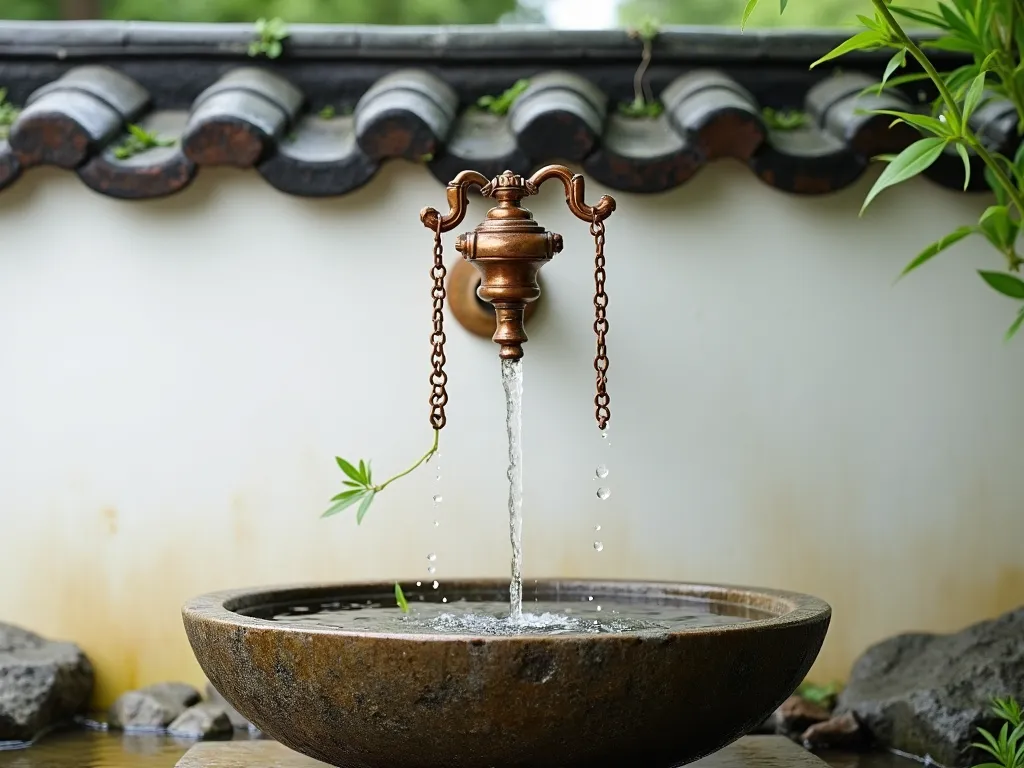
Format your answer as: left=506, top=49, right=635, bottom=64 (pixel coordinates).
left=979, top=270, right=1024, bottom=299
left=880, top=48, right=908, bottom=92
left=322, top=491, right=368, bottom=518
left=955, top=142, right=972, bottom=189
left=889, top=5, right=951, bottom=28
left=779, top=0, right=788, bottom=12
left=872, top=109, right=950, bottom=136
left=336, top=457, right=362, bottom=483
left=962, top=71, right=987, bottom=126
left=1009, top=309, right=1024, bottom=341
left=741, top=0, right=760, bottom=30
left=355, top=491, right=375, bottom=524
left=811, top=31, right=884, bottom=69
left=330, top=489, right=362, bottom=503
left=862, top=138, right=947, bottom=214
left=358, top=459, right=367, bottom=483
left=900, top=225, right=977, bottom=277
left=979, top=205, right=1014, bottom=249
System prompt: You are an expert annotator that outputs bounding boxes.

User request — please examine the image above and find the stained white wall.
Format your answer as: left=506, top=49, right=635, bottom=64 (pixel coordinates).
left=1, top=161, right=1022, bottom=706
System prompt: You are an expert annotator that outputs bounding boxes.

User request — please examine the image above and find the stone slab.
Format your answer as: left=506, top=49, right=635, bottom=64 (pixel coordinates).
left=176, top=734, right=829, bottom=768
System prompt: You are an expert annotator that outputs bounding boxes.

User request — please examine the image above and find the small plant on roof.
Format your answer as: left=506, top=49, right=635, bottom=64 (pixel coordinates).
left=318, top=105, right=336, bottom=119
left=619, top=17, right=663, bottom=119
left=741, top=0, right=1024, bottom=339
left=796, top=679, right=844, bottom=707
left=476, top=79, right=530, bottom=117
left=762, top=107, right=810, bottom=131
left=0, top=88, right=20, bottom=140
left=249, top=17, right=289, bottom=59
left=112, top=124, right=175, bottom=159
left=972, top=697, right=1023, bottom=768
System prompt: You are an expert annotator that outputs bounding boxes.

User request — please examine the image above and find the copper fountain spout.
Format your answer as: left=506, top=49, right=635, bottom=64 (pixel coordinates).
left=420, top=165, right=615, bottom=360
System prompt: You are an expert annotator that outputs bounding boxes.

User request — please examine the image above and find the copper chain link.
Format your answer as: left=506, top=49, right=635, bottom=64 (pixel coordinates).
left=429, top=220, right=449, bottom=430
left=591, top=216, right=610, bottom=431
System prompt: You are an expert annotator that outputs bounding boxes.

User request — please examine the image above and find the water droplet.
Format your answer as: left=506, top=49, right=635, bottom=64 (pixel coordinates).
left=595, top=524, right=602, bottom=531
left=601, top=430, right=608, bottom=440
left=595, top=464, right=609, bottom=479
left=588, top=596, right=594, bottom=602
left=442, top=597, right=448, bottom=603
left=432, top=580, right=439, bottom=589
left=433, top=520, right=440, bottom=528
left=432, top=494, right=443, bottom=504
left=594, top=541, right=604, bottom=552
left=416, top=581, right=422, bottom=587
left=597, top=605, right=603, bottom=612
left=596, top=487, right=611, bottom=500
left=427, top=566, right=436, bottom=574
left=435, top=475, right=441, bottom=481
left=427, top=553, right=437, bottom=562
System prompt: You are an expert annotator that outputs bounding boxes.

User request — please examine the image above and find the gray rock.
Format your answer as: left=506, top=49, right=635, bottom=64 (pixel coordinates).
left=0, top=622, right=94, bottom=741
left=167, top=703, right=233, bottom=739
left=802, top=713, right=867, bottom=751
left=837, top=606, right=1024, bottom=766
left=108, top=682, right=201, bottom=730
left=774, top=695, right=831, bottom=738
left=204, top=681, right=257, bottom=731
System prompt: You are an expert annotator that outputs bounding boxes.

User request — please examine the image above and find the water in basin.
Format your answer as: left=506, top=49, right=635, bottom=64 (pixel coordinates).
left=243, top=592, right=774, bottom=636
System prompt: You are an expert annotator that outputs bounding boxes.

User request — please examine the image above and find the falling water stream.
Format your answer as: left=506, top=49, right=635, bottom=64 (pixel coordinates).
left=502, top=358, right=525, bottom=622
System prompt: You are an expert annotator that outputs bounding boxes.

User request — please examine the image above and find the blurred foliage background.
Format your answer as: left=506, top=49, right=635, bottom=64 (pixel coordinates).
left=1, top=0, right=941, bottom=27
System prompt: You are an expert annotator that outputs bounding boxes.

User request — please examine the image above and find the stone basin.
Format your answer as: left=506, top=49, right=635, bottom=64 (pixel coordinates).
left=182, top=580, right=830, bottom=768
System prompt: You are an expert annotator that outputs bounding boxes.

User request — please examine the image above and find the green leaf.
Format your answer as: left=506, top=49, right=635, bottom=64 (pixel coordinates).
left=1009, top=309, right=1024, bottom=341
left=267, top=41, right=283, bottom=59
left=889, top=5, right=950, bottom=28
left=955, top=142, right=971, bottom=189
left=811, top=31, right=884, bottom=69
left=741, top=0, right=760, bottom=30
left=862, top=137, right=947, bottom=214
left=779, top=0, right=788, bottom=12
left=365, top=461, right=373, bottom=485
left=985, top=165, right=1010, bottom=205
left=872, top=109, right=950, bottom=136
left=342, top=480, right=362, bottom=489
left=962, top=72, right=986, bottom=126
left=322, top=490, right=368, bottom=518
left=979, top=270, right=1024, bottom=299
left=923, top=36, right=984, bottom=55
left=127, top=123, right=149, bottom=141
left=355, top=491, right=375, bottom=524
left=336, top=457, right=362, bottom=483
left=900, top=225, right=977, bottom=277
left=330, top=488, right=362, bottom=502
left=880, top=48, right=907, bottom=92
left=358, top=459, right=367, bottom=483
left=394, top=582, right=409, bottom=613
left=979, top=205, right=1015, bottom=249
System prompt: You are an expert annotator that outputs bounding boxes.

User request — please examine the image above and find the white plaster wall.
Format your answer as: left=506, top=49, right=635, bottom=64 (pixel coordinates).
left=0, top=161, right=1021, bottom=706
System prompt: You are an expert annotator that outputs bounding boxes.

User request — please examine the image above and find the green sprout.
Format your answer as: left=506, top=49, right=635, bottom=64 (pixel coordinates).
left=322, top=430, right=440, bottom=524
left=477, top=79, right=530, bottom=117
left=394, top=583, right=410, bottom=613
left=112, top=124, right=175, bottom=159
left=762, top=107, right=810, bottom=131
left=318, top=105, right=336, bottom=119
left=248, top=17, right=289, bottom=59
left=619, top=17, right=663, bottom=119
left=0, top=88, right=21, bottom=141
left=973, top=697, right=1023, bottom=768
left=796, top=680, right=844, bottom=707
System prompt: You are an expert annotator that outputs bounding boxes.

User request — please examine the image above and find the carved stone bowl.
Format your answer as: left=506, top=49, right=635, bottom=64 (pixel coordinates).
left=183, top=580, right=830, bottom=768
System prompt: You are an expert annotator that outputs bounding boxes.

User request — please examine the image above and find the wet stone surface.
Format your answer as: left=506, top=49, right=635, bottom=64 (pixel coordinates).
left=0, top=730, right=926, bottom=768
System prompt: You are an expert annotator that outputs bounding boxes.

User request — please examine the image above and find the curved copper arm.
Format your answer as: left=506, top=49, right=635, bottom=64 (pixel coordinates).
left=420, top=170, right=491, bottom=233
left=528, top=164, right=616, bottom=223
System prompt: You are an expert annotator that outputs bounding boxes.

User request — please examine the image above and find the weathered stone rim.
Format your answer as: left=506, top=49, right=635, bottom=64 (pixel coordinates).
left=182, top=579, right=831, bottom=643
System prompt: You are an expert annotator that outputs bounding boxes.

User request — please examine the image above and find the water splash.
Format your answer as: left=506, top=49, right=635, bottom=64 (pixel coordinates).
left=502, top=358, right=525, bottom=622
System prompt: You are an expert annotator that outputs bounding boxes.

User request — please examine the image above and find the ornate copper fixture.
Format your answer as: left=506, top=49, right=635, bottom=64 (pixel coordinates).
left=421, top=164, right=616, bottom=430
